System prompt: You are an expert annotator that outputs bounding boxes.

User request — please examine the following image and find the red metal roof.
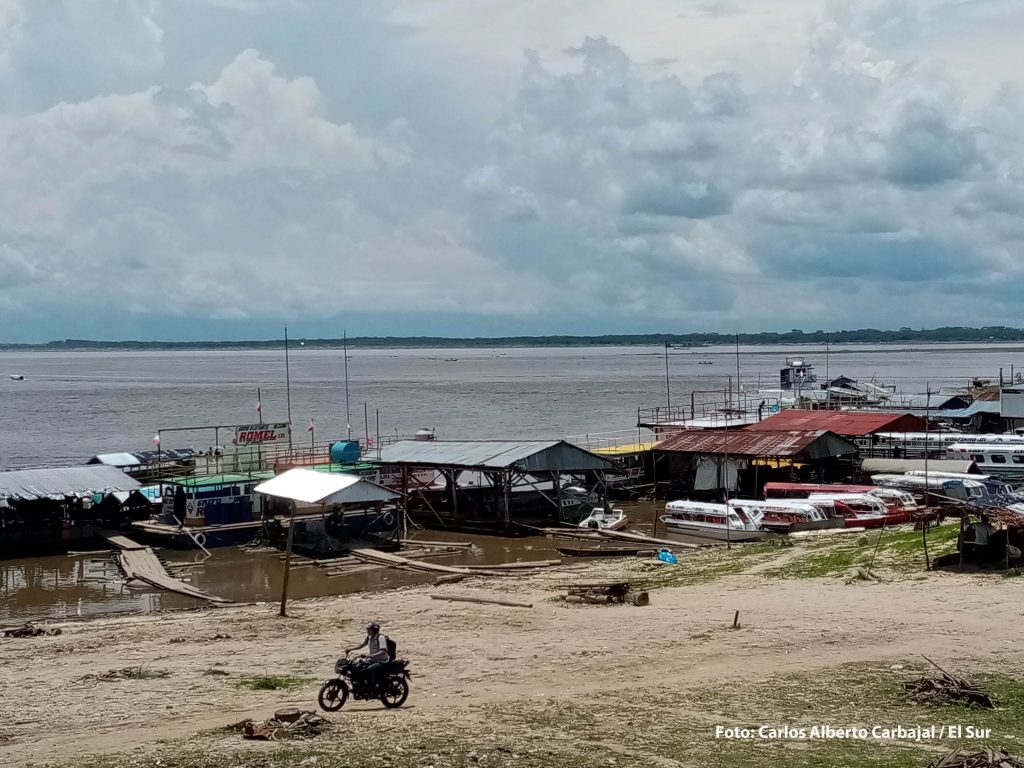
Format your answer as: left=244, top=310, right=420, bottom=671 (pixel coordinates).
left=654, top=429, right=843, bottom=458
left=744, top=409, right=926, bottom=436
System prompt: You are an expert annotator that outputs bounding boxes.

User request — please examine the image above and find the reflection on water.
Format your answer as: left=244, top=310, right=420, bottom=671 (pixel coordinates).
left=0, top=502, right=689, bottom=622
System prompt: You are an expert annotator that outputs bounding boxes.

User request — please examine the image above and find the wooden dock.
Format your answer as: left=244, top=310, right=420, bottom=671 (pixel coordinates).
left=106, top=535, right=231, bottom=604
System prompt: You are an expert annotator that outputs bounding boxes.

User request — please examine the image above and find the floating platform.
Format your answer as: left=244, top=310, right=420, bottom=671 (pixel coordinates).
left=106, top=535, right=230, bottom=603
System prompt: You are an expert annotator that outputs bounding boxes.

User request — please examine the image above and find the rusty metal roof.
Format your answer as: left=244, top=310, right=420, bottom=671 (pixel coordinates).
left=744, top=409, right=926, bottom=436
left=653, top=429, right=856, bottom=459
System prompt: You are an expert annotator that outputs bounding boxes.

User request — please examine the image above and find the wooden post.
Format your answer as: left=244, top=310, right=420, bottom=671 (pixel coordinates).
left=732, top=610, right=740, bottom=629
left=922, top=521, right=930, bottom=571
left=503, top=471, right=512, bottom=529
left=279, top=501, right=296, bottom=617
left=958, top=515, right=965, bottom=572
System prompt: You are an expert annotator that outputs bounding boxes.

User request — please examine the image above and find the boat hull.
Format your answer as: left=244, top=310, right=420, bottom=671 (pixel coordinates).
left=760, top=517, right=846, bottom=534
left=662, top=520, right=766, bottom=542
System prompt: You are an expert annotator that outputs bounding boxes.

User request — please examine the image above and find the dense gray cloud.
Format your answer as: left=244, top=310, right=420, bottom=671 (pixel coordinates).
left=0, top=0, right=1020, bottom=340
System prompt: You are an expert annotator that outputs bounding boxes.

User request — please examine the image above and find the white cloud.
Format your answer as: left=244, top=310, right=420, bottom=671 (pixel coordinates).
left=0, top=0, right=1022, bottom=339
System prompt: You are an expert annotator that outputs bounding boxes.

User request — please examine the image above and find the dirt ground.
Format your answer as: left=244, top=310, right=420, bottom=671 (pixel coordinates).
left=2, top=548, right=1023, bottom=767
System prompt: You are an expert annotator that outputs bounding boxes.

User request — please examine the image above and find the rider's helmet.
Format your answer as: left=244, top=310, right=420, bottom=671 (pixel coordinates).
left=366, top=621, right=380, bottom=632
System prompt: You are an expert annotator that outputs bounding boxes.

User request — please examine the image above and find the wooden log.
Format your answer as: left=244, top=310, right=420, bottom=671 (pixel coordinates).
left=429, top=594, right=532, bottom=609
left=434, top=574, right=468, bottom=586
left=625, top=591, right=650, bottom=606
left=565, top=594, right=613, bottom=605
left=400, top=539, right=473, bottom=549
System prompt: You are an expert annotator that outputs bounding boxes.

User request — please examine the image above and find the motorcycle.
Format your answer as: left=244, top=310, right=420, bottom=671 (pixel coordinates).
left=318, top=652, right=411, bottom=711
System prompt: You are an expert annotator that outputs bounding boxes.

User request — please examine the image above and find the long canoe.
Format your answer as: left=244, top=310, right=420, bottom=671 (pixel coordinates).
left=555, top=546, right=652, bottom=558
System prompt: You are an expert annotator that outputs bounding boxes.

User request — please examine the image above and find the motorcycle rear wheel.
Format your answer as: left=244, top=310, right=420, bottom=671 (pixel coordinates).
left=379, top=676, right=409, bottom=709
left=318, top=679, right=349, bottom=712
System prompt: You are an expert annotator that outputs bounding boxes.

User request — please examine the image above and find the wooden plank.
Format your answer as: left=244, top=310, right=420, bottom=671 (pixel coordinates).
left=430, top=594, right=532, bottom=608
left=105, top=535, right=150, bottom=551
left=400, top=538, right=473, bottom=549
left=350, top=548, right=518, bottom=577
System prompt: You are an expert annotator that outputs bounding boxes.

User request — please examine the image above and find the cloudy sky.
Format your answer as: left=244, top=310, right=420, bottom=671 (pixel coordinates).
left=0, top=0, right=1021, bottom=342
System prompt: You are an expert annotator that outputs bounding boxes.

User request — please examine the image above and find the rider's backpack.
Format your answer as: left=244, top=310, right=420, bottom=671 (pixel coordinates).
left=385, top=635, right=397, bottom=660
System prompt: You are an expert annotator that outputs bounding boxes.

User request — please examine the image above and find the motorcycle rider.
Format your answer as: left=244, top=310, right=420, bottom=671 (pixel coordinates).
left=345, top=621, right=391, bottom=691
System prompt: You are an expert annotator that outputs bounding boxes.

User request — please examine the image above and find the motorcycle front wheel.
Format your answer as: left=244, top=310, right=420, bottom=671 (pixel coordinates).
left=318, top=679, right=349, bottom=712
left=379, top=676, right=409, bottom=709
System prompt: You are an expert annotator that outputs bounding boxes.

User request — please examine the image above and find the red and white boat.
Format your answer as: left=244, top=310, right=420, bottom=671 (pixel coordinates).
left=728, top=498, right=844, bottom=533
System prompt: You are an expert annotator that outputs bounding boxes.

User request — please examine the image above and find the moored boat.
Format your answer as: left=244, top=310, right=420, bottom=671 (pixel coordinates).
left=729, top=498, right=843, bottom=533
left=555, top=545, right=650, bottom=557
left=662, top=500, right=766, bottom=542
left=577, top=507, right=629, bottom=531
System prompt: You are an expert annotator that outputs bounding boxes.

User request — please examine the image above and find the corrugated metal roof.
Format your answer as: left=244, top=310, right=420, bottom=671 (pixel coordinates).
left=88, top=453, right=143, bottom=467
left=0, top=466, right=142, bottom=501
left=744, top=409, right=927, bottom=436
left=254, top=468, right=399, bottom=505
left=654, top=429, right=856, bottom=458
left=372, top=440, right=615, bottom=472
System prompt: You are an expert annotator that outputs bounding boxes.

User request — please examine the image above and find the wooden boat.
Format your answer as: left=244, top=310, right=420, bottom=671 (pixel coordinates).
left=555, top=545, right=652, bottom=557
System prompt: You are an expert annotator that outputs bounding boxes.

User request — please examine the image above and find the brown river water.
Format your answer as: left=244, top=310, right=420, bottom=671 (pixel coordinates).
left=0, top=502, right=669, bottom=623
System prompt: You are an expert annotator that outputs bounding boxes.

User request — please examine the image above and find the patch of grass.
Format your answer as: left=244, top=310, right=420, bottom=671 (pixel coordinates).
left=765, top=522, right=962, bottom=580
left=234, top=674, right=308, bottom=691
left=1002, top=567, right=1024, bottom=578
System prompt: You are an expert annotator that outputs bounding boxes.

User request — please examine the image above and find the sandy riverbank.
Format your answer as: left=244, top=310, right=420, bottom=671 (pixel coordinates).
left=3, top=533, right=1024, bottom=767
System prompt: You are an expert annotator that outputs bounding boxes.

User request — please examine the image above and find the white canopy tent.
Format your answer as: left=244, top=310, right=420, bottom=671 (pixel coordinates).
left=254, top=468, right=399, bottom=506
left=253, top=468, right=401, bottom=617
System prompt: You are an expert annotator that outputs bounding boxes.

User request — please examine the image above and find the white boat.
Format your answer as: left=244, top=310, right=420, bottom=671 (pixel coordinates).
left=8, top=374, right=23, bottom=381
left=662, top=500, right=766, bottom=542
left=728, top=498, right=843, bottom=533
left=577, top=507, right=629, bottom=531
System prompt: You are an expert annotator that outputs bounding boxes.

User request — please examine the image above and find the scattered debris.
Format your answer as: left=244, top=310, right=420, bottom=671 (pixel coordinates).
left=2, top=623, right=62, bottom=638
left=203, top=669, right=231, bottom=676
left=561, top=582, right=649, bottom=606
left=928, top=748, right=1022, bottom=768
left=905, top=657, right=993, bottom=708
left=233, top=710, right=329, bottom=741
left=168, top=633, right=231, bottom=644
left=80, top=666, right=170, bottom=682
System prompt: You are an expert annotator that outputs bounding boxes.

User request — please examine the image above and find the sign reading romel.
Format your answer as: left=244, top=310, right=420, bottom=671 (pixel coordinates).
left=233, top=423, right=290, bottom=444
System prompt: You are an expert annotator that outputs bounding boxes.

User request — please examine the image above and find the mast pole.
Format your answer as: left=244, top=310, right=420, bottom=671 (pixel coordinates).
left=284, top=326, right=293, bottom=451
left=664, top=341, right=671, bottom=412
left=344, top=331, right=352, bottom=440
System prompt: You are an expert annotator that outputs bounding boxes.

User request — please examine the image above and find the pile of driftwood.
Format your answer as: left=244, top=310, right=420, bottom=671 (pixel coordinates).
left=563, top=581, right=649, bottom=606
left=905, top=657, right=993, bottom=708
left=2, top=623, right=62, bottom=638
left=236, top=709, right=329, bottom=741
left=928, top=748, right=1022, bottom=768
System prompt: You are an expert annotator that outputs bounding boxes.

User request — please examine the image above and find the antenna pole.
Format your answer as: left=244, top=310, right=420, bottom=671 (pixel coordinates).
left=284, top=326, right=293, bottom=451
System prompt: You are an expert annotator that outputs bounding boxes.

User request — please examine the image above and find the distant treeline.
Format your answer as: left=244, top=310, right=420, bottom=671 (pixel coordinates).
left=6, top=326, right=1024, bottom=350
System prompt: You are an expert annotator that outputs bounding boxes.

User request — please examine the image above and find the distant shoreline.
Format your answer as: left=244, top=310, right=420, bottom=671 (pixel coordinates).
left=3, top=326, right=1024, bottom=350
